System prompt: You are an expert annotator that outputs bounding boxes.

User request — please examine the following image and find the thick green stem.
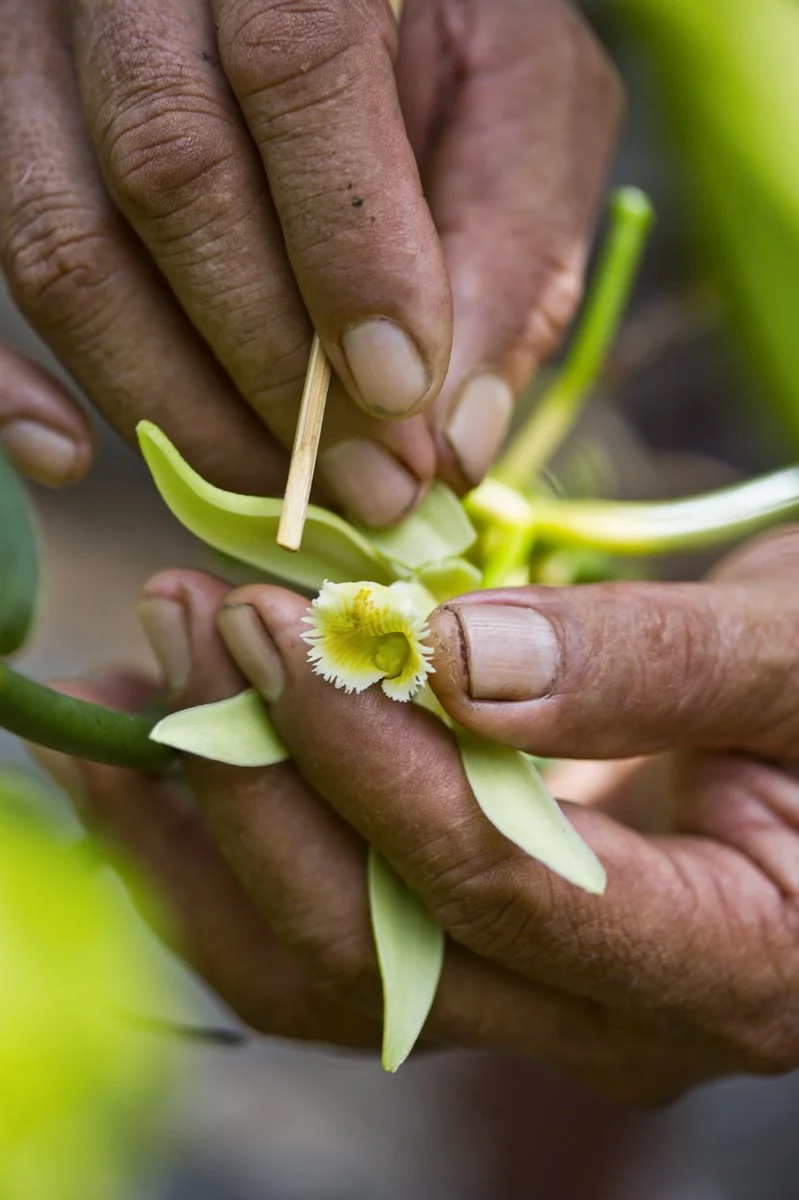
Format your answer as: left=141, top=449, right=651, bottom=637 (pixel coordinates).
left=496, top=187, right=655, bottom=488
left=0, top=663, right=172, bottom=770
left=480, top=525, right=534, bottom=588
left=466, top=468, right=799, bottom=556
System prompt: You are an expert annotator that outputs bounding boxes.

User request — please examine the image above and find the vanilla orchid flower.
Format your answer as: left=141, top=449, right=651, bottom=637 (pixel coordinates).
left=302, top=580, right=434, bottom=701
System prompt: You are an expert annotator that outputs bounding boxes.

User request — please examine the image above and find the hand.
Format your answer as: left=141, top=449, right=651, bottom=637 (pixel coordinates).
left=0, top=0, right=621, bottom=519
left=31, top=528, right=799, bottom=1104
left=0, top=341, right=92, bottom=485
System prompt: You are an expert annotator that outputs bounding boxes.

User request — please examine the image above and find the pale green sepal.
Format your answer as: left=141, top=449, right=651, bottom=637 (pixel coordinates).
left=412, top=685, right=450, bottom=723
left=456, top=732, right=606, bottom=895
left=150, top=690, right=289, bottom=767
left=414, top=558, right=483, bottom=603
left=368, top=847, right=445, bottom=1073
left=365, top=483, right=476, bottom=571
left=137, top=421, right=394, bottom=591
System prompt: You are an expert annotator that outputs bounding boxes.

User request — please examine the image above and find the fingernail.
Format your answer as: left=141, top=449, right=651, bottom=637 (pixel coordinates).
left=138, top=597, right=192, bottom=696
left=1, top=420, right=79, bottom=486
left=319, top=439, right=421, bottom=527
left=452, top=604, right=560, bottom=701
left=445, top=375, right=514, bottom=485
left=342, top=318, right=431, bottom=416
left=27, top=744, right=85, bottom=800
left=217, top=604, right=285, bottom=704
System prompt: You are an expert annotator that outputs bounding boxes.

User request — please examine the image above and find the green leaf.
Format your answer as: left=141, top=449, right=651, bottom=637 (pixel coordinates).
left=456, top=732, right=606, bottom=895
left=137, top=422, right=395, bottom=592
left=414, top=558, right=483, bottom=603
left=150, top=690, right=289, bottom=766
left=0, top=446, right=40, bottom=655
left=368, top=848, right=444, bottom=1073
left=365, top=483, right=476, bottom=571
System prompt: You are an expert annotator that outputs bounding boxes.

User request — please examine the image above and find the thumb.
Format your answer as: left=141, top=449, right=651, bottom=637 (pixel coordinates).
left=428, top=529, right=799, bottom=761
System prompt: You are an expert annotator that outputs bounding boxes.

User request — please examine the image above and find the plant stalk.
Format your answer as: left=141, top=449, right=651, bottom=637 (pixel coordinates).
left=0, top=663, right=172, bottom=770
left=495, top=187, right=655, bottom=488
left=466, top=467, right=799, bottom=556
left=532, top=467, right=799, bottom=553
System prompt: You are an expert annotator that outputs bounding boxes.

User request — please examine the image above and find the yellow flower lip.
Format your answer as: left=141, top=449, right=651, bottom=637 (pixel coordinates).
left=302, top=581, right=434, bottom=702
left=372, top=633, right=411, bottom=679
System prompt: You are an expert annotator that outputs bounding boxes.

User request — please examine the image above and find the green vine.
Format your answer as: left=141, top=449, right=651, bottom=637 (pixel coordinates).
left=0, top=664, right=171, bottom=770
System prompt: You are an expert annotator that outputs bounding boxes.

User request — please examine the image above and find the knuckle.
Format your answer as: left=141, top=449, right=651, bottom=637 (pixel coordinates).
left=2, top=196, right=118, bottom=330
left=307, top=924, right=379, bottom=1007
left=571, top=7, right=626, bottom=120
left=523, top=260, right=585, bottom=364
left=84, top=19, right=237, bottom=216
left=592, top=585, right=720, bottom=732
left=443, top=872, right=540, bottom=958
left=715, top=1010, right=799, bottom=1076
left=679, top=906, right=799, bottom=1076
left=540, top=262, right=584, bottom=334
left=711, top=524, right=799, bottom=585
left=416, top=830, right=541, bottom=959
left=219, top=0, right=389, bottom=111
left=713, top=963, right=799, bottom=1075
left=645, top=592, right=713, bottom=695
left=271, top=899, right=377, bottom=1007
left=103, top=101, right=233, bottom=217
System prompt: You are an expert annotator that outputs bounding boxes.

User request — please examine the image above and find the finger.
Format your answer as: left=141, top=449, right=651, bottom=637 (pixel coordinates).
left=215, top=583, right=799, bottom=1095
left=68, top=0, right=435, bottom=526
left=213, top=0, right=452, bottom=418
left=426, top=565, right=799, bottom=762
left=408, top=0, right=622, bottom=487
left=137, top=568, right=380, bottom=1005
left=0, top=0, right=284, bottom=494
left=0, top=341, right=93, bottom=485
left=28, top=672, right=379, bottom=1048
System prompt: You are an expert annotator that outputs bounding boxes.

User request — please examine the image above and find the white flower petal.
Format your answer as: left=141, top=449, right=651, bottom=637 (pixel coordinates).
left=303, top=581, right=434, bottom=702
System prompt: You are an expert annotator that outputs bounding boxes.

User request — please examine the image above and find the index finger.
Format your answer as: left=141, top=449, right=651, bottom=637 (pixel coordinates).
left=214, top=0, right=452, bottom=418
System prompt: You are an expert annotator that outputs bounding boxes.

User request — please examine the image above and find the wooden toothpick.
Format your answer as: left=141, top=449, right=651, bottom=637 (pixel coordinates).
left=277, top=334, right=331, bottom=550
left=277, top=0, right=405, bottom=552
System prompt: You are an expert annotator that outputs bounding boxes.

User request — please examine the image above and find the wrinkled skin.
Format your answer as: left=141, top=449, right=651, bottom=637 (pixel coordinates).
left=33, top=527, right=799, bottom=1107
left=0, top=0, right=621, bottom=512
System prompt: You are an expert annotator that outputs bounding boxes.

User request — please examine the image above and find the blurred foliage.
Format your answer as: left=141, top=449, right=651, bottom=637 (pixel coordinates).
left=618, top=0, right=799, bottom=445
left=0, top=769, right=167, bottom=1200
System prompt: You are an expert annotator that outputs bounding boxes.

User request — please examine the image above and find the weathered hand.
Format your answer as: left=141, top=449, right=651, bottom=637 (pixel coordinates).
left=32, top=529, right=799, bottom=1104
left=0, top=0, right=621, bottom=518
